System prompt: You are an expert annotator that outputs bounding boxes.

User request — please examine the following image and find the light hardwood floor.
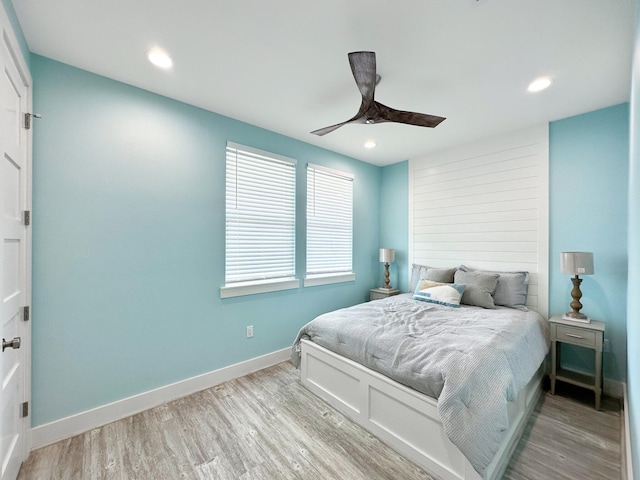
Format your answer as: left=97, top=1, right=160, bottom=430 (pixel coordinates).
left=18, top=362, right=621, bottom=480
left=504, top=381, right=621, bottom=480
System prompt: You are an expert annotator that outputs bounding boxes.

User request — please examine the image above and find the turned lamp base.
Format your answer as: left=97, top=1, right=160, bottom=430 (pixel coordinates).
left=564, top=274, right=590, bottom=323
left=381, top=262, right=392, bottom=289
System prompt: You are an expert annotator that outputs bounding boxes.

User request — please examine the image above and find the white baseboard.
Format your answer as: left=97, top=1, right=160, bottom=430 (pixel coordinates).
left=604, top=377, right=624, bottom=398
left=622, top=382, right=634, bottom=480
left=30, top=347, right=291, bottom=450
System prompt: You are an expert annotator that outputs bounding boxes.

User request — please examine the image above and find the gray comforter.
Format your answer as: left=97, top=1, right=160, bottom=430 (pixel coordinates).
left=291, top=294, right=549, bottom=476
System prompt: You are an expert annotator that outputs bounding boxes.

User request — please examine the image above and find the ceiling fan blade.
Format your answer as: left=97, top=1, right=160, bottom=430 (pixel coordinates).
left=311, top=108, right=368, bottom=136
left=311, top=121, right=352, bottom=136
left=375, top=102, right=446, bottom=128
left=348, top=51, right=376, bottom=106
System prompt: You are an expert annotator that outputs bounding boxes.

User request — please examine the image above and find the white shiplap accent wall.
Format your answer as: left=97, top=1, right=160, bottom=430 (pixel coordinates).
left=409, top=125, right=549, bottom=318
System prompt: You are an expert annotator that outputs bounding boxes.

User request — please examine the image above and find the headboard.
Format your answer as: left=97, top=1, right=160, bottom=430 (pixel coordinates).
left=408, top=125, right=549, bottom=318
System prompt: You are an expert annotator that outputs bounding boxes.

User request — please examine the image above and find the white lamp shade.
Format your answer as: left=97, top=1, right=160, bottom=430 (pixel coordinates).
left=379, top=248, right=395, bottom=263
left=561, top=252, right=594, bottom=275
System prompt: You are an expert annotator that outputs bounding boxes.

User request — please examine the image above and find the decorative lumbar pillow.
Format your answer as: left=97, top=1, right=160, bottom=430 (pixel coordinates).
left=459, top=265, right=529, bottom=311
left=412, top=279, right=465, bottom=307
left=453, top=270, right=499, bottom=309
left=423, top=267, right=457, bottom=284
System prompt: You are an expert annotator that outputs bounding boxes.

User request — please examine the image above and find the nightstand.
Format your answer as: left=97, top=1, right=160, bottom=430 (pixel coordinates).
left=370, top=288, right=400, bottom=301
left=549, top=315, right=605, bottom=410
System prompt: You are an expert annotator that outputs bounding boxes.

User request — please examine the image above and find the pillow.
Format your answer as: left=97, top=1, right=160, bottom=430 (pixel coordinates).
left=410, top=264, right=430, bottom=291
left=412, top=279, right=465, bottom=308
left=459, top=265, right=529, bottom=311
left=423, top=267, right=457, bottom=283
left=453, top=270, right=499, bottom=309
left=410, top=264, right=457, bottom=291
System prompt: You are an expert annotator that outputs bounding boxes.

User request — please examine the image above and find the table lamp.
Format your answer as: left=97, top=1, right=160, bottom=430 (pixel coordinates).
left=560, top=252, right=594, bottom=322
left=379, top=248, right=395, bottom=289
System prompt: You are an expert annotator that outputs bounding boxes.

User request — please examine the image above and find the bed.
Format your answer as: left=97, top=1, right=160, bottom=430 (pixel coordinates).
left=291, top=267, right=550, bottom=480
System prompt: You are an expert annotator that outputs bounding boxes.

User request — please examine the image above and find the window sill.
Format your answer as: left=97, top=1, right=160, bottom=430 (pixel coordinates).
left=304, top=273, right=356, bottom=287
left=220, top=278, right=300, bottom=298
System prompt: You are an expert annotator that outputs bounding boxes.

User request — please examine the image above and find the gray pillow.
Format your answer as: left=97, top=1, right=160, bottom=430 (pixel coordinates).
left=423, top=267, right=457, bottom=283
left=410, top=264, right=457, bottom=291
left=459, top=265, right=529, bottom=311
left=410, top=264, right=430, bottom=292
left=454, top=270, right=499, bottom=309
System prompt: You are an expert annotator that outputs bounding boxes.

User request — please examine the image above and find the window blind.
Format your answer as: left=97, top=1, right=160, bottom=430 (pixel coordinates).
left=306, top=163, right=354, bottom=276
left=225, top=142, right=296, bottom=285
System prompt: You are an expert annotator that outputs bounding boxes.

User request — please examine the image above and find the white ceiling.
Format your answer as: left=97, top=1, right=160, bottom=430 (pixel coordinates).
left=13, top=0, right=636, bottom=166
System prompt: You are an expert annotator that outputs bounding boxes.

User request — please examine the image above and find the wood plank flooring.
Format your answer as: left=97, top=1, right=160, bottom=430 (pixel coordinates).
left=18, top=362, right=621, bottom=480
left=504, top=381, right=621, bottom=480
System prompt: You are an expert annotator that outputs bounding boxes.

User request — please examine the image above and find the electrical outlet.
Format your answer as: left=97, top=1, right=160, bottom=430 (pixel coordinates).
left=603, top=338, right=609, bottom=353
left=246, top=325, right=254, bottom=338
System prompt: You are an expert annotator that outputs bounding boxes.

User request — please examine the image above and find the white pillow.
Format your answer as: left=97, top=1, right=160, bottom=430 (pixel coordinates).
left=412, top=279, right=465, bottom=308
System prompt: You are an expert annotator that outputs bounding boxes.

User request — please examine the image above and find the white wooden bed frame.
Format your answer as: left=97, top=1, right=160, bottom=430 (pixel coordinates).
left=300, top=338, right=544, bottom=480
left=298, top=127, right=550, bottom=479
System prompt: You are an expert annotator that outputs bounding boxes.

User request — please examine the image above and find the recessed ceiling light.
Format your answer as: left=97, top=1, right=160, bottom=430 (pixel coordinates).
left=147, top=48, right=173, bottom=69
left=364, top=140, right=377, bottom=149
left=527, top=77, right=552, bottom=93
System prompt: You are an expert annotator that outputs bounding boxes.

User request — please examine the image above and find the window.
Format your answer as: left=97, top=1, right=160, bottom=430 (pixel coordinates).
left=221, top=142, right=298, bottom=298
left=305, top=163, right=355, bottom=286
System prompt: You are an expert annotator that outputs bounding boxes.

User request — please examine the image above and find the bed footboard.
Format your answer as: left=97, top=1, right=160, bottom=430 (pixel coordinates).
left=299, top=339, right=543, bottom=480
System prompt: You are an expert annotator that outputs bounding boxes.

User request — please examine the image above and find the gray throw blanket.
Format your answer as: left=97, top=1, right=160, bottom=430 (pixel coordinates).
left=291, top=294, right=549, bottom=475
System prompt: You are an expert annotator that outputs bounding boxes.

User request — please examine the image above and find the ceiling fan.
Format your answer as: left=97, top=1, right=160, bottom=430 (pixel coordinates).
left=311, top=51, right=446, bottom=136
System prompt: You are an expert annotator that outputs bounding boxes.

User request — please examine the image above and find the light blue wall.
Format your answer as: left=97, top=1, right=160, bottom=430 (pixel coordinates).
left=380, top=161, right=409, bottom=293
left=31, top=55, right=382, bottom=426
left=549, top=104, right=629, bottom=382
left=627, top=0, right=640, bottom=474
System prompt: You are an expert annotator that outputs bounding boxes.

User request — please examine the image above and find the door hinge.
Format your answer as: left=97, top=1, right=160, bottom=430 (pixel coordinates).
left=24, top=112, right=41, bottom=130
left=23, top=210, right=30, bottom=226
left=21, top=402, right=28, bottom=418
left=23, top=306, right=29, bottom=322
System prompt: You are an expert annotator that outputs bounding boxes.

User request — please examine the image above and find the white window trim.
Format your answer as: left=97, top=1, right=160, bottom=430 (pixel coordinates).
left=227, top=141, right=297, bottom=166
left=306, top=162, right=355, bottom=180
left=303, top=272, right=356, bottom=288
left=220, top=278, right=300, bottom=299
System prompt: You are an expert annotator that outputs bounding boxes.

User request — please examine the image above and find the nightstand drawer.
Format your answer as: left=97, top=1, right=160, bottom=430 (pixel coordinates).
left=370, top=288, right=400, bottom=301
left=370, top=291, right=388, bottom=300
left=556, top=325, right=597, bottom=348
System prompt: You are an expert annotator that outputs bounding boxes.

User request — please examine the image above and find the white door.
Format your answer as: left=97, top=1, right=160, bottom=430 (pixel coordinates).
left=0, top=8, right=32, bottom=480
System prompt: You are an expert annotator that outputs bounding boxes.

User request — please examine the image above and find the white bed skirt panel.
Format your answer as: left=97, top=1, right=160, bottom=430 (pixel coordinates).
left=299, top=339, right=543, bottom=480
